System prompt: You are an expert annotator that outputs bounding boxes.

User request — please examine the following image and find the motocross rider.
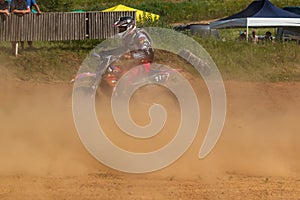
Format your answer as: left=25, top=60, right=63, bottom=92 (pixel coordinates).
left=111, top=15, right=155, bottom=84
left=92, top=16, right=154, bottom=91
left=114, top=16, right=154, bottom=66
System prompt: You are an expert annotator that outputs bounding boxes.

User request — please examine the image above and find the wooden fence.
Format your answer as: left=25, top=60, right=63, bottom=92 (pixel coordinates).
left=0, top=11, right=136, bottom=41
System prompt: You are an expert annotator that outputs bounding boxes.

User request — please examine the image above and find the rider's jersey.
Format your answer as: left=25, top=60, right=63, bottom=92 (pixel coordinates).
left=123, top=28, right=154, bottom=63
left=91, top=27, right=154, bottom=88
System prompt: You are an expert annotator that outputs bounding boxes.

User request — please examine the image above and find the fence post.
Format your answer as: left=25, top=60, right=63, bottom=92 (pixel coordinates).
left=15, top=42, right=18, bottom=56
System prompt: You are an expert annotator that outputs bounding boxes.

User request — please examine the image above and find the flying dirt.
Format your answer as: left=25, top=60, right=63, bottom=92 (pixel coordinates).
left=0, top=78, right=300, bottom=199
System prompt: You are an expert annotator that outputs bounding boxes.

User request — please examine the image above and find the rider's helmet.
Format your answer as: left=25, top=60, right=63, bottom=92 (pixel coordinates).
left=114, top=16, right=135, bottom=38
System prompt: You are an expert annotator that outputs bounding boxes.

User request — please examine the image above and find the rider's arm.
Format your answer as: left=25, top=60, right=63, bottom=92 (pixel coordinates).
left=131, top=32, right=154, bottom=62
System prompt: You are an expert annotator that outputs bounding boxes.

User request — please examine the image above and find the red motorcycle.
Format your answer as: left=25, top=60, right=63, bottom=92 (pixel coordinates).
left=72, top=52, right=182, bottom=95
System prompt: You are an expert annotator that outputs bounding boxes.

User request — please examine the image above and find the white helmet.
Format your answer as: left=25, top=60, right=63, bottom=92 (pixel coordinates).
left=114, top=16, right=135, bottom=38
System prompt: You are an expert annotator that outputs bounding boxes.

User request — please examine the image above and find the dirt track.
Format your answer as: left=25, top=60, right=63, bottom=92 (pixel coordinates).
left=0, top=79, right=300, bottom=199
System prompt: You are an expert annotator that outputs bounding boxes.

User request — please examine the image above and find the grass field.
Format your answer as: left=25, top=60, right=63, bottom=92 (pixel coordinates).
left=0, top=35, right=299, bottom=83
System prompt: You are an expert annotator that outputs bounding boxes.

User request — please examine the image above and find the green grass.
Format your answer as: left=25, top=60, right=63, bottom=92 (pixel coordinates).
left=1, top=36, right=299, bottom=83
left=196, top=37, right=300, bottom=82
left=0, top=41, right=87, bottom=82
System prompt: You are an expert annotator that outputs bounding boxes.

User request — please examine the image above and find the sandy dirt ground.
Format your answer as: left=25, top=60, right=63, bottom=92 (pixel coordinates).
left=0, top=78, right=300, bottom=200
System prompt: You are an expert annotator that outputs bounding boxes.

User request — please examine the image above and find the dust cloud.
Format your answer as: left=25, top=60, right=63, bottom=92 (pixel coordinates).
left=1, top=79, right=300, bottom=180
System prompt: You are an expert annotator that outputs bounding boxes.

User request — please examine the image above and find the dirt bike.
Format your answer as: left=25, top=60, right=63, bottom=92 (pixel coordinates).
left=71, top=52, right=182, bottom=96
